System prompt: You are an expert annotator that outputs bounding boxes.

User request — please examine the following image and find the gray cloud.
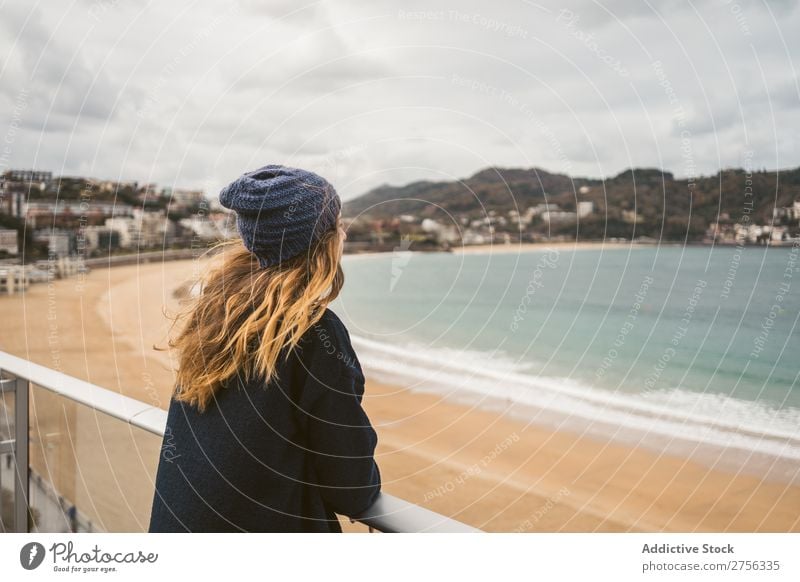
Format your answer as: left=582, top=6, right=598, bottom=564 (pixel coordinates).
left=0, top=0, right=798, bottom=199
left=1, top=4, right=120, bottom=127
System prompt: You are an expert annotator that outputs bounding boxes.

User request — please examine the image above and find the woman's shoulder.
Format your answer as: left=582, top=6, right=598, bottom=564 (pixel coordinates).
left=319, top=307, right=349, bottom=334
left=299, top=307, right=362, bottom=381
left=305, top=307, right=349, bottom=341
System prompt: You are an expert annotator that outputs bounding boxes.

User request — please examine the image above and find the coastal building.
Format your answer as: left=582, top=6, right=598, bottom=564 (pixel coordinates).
left=1, top=170, right=51, bottom=218
left=22, top=200, right=135, bottom=229
left=421, top=218, right=459, bottom=244
left=136, top=183, right=160, bottom=203
left=734, top=223, right=775, bottom=244
left=771, top=226, right=787, bottom=241
left=527, top=203, right=580, bottom=223
left=3, top=169, right=53, bottom=183
left=87, top=178, right=139, bottom=194
left=131, top=208, right=176, bottom=247
left=33, top=256, right=83, bottom=279
left=23, top=200, right=133, bottom=217
left=543, top=210, right=577, bottom=223
left=167, top=188, right=207, bottom=210
left=0, top=265, right=28, bottom=294
left=622, top=209, right=643, bottom=224
left=33, top=229, right=75, bottom=257
left=509, top=208, right=537, bottom=226
left=0, top=228, right=19, bottom=255
left=773, top=200, right=800, bottom=223
left=540, top=205, right=577, bottom=223
left=107, top=211, right=181, bottom=250
left=104, top=217, right=136, bottom=248
left=578, top=201, right=594, bottom=217
left=82, top=225, right=122, bottom=252
left=529, top=203, right=550, bottom=216
left=462, top=230, right=487, bottom=245
left=706, top=222, right=726, bottom=242
left=707, top=222, right=790, bottom=244
left=179, top=215, right=220, bottom=240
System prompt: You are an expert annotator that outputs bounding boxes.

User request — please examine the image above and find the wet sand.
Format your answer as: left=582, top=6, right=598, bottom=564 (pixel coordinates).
left=1, top=257, right=798, bottom=532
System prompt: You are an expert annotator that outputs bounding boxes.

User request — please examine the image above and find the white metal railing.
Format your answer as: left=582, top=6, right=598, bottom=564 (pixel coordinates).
left=0, top=350, right=480, bottom=533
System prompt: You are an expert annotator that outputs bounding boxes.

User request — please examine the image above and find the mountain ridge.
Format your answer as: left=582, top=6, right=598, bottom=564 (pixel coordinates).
left=342, top=165, right=800, bottom=241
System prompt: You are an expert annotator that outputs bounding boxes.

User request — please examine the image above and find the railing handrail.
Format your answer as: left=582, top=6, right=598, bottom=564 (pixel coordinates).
left=0, top=350, right=481, bottom=533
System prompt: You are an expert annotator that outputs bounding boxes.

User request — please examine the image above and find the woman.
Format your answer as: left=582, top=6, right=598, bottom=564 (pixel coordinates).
left=148, top=164, right=381, bottom=532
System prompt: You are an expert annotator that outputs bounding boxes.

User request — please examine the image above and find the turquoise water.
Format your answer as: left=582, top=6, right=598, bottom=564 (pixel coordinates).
left=335, top=244, right=800, bottom=461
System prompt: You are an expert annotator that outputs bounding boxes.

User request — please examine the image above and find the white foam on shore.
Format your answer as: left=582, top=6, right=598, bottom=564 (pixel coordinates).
left=351, top=334, right=800, bottom=462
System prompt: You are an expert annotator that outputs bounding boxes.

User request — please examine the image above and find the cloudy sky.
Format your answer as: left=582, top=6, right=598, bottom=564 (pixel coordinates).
left=1, top=0, right=798, bottom=201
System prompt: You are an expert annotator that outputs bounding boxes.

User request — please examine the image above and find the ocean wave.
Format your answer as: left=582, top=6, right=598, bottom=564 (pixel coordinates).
left=351, top=334, right=800, bottom=461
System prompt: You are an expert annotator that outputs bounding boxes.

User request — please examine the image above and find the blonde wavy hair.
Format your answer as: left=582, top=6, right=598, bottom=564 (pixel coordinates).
left=157, top=222, right=344, bottom=412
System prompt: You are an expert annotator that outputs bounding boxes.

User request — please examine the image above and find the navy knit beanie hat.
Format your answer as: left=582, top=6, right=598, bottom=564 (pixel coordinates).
left=218, top=164, right=341, bottom=268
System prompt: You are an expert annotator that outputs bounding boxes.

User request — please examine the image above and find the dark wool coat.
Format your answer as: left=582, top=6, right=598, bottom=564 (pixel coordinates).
left=148, top=308, right=381, bottom=532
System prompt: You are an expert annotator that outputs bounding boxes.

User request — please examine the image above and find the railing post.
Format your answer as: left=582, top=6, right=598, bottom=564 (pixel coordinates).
left=0, top=351, right=483, bottom=533
left=13, top=376, right=29, bottom=533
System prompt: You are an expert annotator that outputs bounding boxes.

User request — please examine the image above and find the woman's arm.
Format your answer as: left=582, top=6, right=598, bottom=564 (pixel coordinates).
left=304, top=366, right=382, bottom=517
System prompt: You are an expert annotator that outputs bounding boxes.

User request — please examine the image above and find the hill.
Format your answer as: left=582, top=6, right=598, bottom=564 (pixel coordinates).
left=342, top=166, right=800, bottom=241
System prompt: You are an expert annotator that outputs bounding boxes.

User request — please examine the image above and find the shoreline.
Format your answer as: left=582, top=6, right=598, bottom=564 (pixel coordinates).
left=1, top=257, right=798, bottom=532
left=365, top=376, right=800, bottom=532
left=343, top=240, right=780, bottom=259
left=7, top=238, right=794, bottom=278
left=341, top=241, right=639, bottom=261
left=445, top=240, right=799, bottom=255
left=372, top=375, right=800, bottom=486
left=450, top=241, right=635, bottom=254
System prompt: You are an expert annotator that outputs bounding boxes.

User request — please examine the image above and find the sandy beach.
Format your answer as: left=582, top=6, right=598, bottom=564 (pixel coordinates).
left=1, top=257, right=798, bottom=533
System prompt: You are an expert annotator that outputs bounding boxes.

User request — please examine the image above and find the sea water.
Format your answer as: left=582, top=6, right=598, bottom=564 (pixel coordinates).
left=336, top=244, right=800, bottom=480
